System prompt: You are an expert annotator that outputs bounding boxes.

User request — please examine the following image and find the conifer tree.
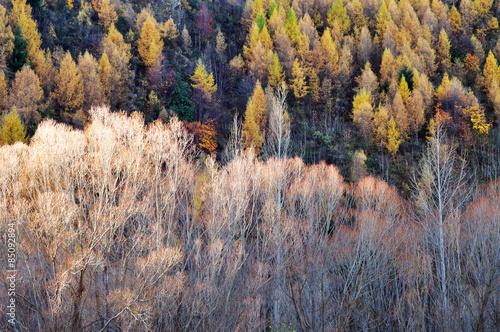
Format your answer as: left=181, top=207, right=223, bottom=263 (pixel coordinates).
left=0, top=109, right=27, bottom=145
left=386, top=116, right=401, bottom=155
left=9, top=25, right=28, bottom=73
left=17, top=7, right=41, bottom=61
left=327, top=0, right=350, bottom=35
left=399, top=75, right=411, bottom=103
left=309, top=69, right=320, bottom=102
left=269, top=52, right=285, bottom=87
left=191, top=59, right=217, bottom=101
left=96, top=0, right=118, bottom=30
left=376, top=2, right=391, bottom=39
left=243, top=80, right=267, bottom=154
left=285, top=7, right=301, bottom=46
left=137, top=16, right=164, bottom=67
left=78, top=51, right=105, bottom=110
left=0, top=70, right=8, bottom=109
left=437, top=28, right=451, bottom=72
left=321, top=28, right=339, bottom=78
left=483, top=51, right=500, bottom=93
left=290, top=59, right=307, bottom=98
left=0, top=5, right=14, bottom=70
left=54, top=52, right=84, bottom=111
left=352, top=88, right=374, bottom=139
left=168, top=73, right=195, bottom=121
left=98, top=52, right=112, bottom=100
left=8, top=65, right=42, bottom=127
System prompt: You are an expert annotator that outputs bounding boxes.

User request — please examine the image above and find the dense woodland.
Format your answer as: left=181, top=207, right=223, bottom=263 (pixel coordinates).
left=0, top=0, right=500, bottom=330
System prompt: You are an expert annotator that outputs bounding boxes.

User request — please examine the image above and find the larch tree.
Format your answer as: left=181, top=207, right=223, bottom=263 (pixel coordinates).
left=483, top=51, right=500, bottom=93
left=321, top=28, right=339, bottom=79
left=78, top=51, right=105, bottom=110
left=243, top=80, right=267, bottom=154
left=98, top=52, right=112, bottom=101
left=53, top=52, right=84, bottom=112
left=137, top=16, right=164, bottom=67
left=96, top=0, right=118, bottom=30
left=191, top=60, right=217, bottom=100
left=8, top=65, right=42, bottom=127
left=0, top=109, right=27, bottom=145
left=352, top=88, right=374, bottom=140
left=0, top=5, right=14, bottom=70
left=268, top=52, right=285, bottom=87
left=196, top=4, right=214, bottom=44
left=285, top=7, right=301, bottom=46
left=290, top=59, right=308, bottom=98
left=327, top=0, right=350, bottom=35
left=376, top=2, right=391, bottom=40
left=309, top=69, right=320, bottom=102
left=437, top=28, right=451, bottom=73
left=386, top=116, right=401, bottom=155
left=17, top=6, right=41, bottom=61
left=380, top=48, right=396, bottom=84
left=0, top=70, right=7, bottom=109
left=274, top=27, right=295, bottom=75
left=399, top=75, right=411, bottom=103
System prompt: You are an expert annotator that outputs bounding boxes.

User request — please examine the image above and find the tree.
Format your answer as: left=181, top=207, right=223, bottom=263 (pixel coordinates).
left=8, top=65, right=42, bottom=127
left=9, top=25, right=27, bottom=73
left=274, top=27, right=295, bottom=75
left=0, top=5, right=14, bottom=70
left=168, top=73, right=195, bottom=121
left=196, top=4, right=214, bottom=44
left=54, top=52, right=84, bottom=111
left=327, top=0, right=350, bottom=35
left=182, top=25, right=192, bottom=51
left=191, top=59, right=217, bottom=102
left=0, top=109, right=27, bottom=145
left=415, top=121, right=469, bottom=330
left=399, top=75, right=410, bottom=102
left=268, top=52, right=285, bottom=87
left=376, top=2, right=391, bottom=39
left=285, top=7, right=301, bottom=46
left=243, top=80, right=267, bottom=154
left=17, top=7, right=41, bottom=61
left=386, top=116, right=401, bottom=155
left=78, top=51, right=105, bottom=110
left=321, top=28, right=339, bottom=79
left=98, top=52, right=112, bottom=100
left=0, top=70, right=7, bottom=109
left=290, top=59, right=307, bottom=98
left=161, top=19, right=179, bottom=41
left=96, top=0, right=117, bottom=30
left=351, top=149, right=367, bottom=181
left=137, top=16, right=164, bottom=67
left=483, top=51, right=500, bottom=93
left=265, top=84, right=290, bottom=158
left=437, top=29, right=451, bottom=73
left=380, top=48, right=396, bottom=84
left=352, top=88, right=374, bottom=140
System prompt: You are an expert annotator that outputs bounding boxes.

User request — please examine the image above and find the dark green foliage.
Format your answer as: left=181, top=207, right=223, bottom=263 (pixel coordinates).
left=168, top=73, right=195, bottom=121
left=9, top=25, right=29, bottom=73
left=398, top=65, right=413, bottom=91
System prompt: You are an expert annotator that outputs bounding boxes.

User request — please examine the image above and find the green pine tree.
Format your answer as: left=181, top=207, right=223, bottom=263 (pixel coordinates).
left=168, top=73, right=195, bottom=121
left=9, top=25, right=28, bottom=73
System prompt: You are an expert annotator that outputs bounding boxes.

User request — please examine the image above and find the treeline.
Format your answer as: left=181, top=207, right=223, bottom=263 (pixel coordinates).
left=0, top=107, right=499, bottom=331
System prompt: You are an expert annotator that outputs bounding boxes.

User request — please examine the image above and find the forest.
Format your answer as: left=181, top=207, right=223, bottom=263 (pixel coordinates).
left=0, top=0, right=499, bottom=330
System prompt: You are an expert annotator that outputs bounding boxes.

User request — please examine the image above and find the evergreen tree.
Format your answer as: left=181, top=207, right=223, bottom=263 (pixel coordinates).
left=168, top=74, right=195, bottom=121
left=9, top=25, right=28, bottom=73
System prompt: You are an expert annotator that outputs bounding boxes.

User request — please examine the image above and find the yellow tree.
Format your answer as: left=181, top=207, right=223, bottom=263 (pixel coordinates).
left=98, top=52, right=112, bottom=101
left=352, top=88, right=374, bottom=140
left=78, top=51, right=105, bottom=110
left=327, top=0, right=350, bottom=35
left=53, top=52, right=84, bottom=111
left=105, top=23, right=131, bottom=61
left=399, top=75, right=411, bottom=103
left=376, top=2, right=391, bottom=39
left=0, top=70, right=7, bottom=108
left=285, top=7, right=301, bottom=46
left=137, top=16, right=164, bottom=67
left=321, top=28, right=339, bottom=79
left=483, top=51, right=500, bottom=93
left=243, top=80, right=267, bottom=154
left=191, top=59, right=217, bottom=101
left=0, top=5, right=14, bottom=69
left=0, top=109, right=27, bottom=145
left=380, top=48, right=396, bottom=84
left=386, top=116, right=402, bottom=155
left=437, top=28, right=451, bottom=72
left=18, top=6, right=42, bottom=61
left=290, top=59, right=307, bottom=98
left=96, top=0, right=118, bottom=30
left=309, top=69, right=320, bottom=102
left=269, top=52, right=285, bottom=87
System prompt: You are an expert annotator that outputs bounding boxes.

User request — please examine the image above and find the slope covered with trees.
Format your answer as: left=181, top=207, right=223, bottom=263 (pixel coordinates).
left=0, top=106, right=499, bottom=331
left=1, top=0, right=500, bottom=329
